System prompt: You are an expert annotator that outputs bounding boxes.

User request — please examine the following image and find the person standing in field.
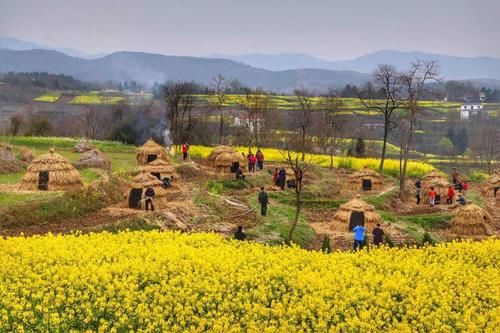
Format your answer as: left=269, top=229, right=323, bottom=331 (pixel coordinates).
left=247, top=153, right=256, bottom=173
left=234, top=226, right=246, bottom=241
left=353, top=224, right=366, bottom=251
left=144, top=186, right=155, bottom=211
left=429, top=186, right=436, bottom=207
left=278, top=167, right=286, bottom=190
left=372, top=224, right=384, bottom=246
left=258, top=187, right=269, bottom=216
left=256, top=149, right=264, bottom=170
left=451, top=168, right=459, bottom=184
left=447, top=185, right=455, bottom=204
left=273, top=168, right=279, bottom=186
left=181, top=142, right=189, bottom=161
left=415, top=179, right=422, bottom=205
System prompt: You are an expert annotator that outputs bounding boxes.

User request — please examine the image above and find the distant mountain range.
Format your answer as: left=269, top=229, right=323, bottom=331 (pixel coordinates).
left=208, top=50, right=500, bottom=81
left=0, top=36, right=106, bottom=59
left=1, top=36, right=500, bottom=91
left=0, top=49, right=371, bottom=92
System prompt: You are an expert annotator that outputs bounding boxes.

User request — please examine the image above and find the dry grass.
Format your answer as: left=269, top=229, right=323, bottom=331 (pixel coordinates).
left=450, top=203, right=492, bottom=236
left=136, top=139, right=169, bottom=165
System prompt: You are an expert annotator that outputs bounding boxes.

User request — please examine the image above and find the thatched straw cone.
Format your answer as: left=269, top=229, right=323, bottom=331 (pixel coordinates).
left=207, top=146, right=247, bottom=171
left=138, top=159, right=177, bottom=178
left=76, top=149, right=111, bottom=169
left=332, top=194, right=382, bottom=231
left=73, top=140, right=96, bottom=153
left=450, top=203, right=492, bottom=236
left=136, top=139, right=169, bottom=165
left=345, top=167, right=384, bottom=191
left=420, top=170, right=450, bottom=204
left=129, top=173, right=168, bottom=197
left=482, top=171, right=500, bottom=198
left=20, top=149, right=83, bottom=191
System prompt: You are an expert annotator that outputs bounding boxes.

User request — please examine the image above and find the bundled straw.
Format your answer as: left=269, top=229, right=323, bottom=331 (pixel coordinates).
left=73, top=140, right=96, bottom=153
left=207, top=146, right=247, bottom=171
left=420, top=170, right=450, bottom=204
left=332, top=194, right=382, bottom=226
left=138, top=159, right=177, bottom=178
left=76, top=149, right=111, bottom=169
left=128, top=173, right=168, bottom=197
left=450, top=203, right=492, bottom=236
left=482, top=170, right=500, bottom=198
left=20, top=149, right=83, bottom=191
left=136, top=138, right=169, bottom=165
left=345, top=167, right=384, bottom=191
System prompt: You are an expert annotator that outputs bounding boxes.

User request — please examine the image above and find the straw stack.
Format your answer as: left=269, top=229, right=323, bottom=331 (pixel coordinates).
left=332, top=194, right=382, bottom=225
left=345, top=167, right=384, bottom=191
left=20, top=149, right=83, bottom=191
left=136, top=138, right=169, bottom=165
left=450, top=203, right=492, bottom=236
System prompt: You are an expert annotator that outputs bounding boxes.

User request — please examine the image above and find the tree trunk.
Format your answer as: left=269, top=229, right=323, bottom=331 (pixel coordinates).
left=330, top=150, right=334, bottom=170
left=379, top=120, right=389, bottom=172
left=219, top=108, right=224, bottom=144
left=400, top=116, right=415, bottom=197
left=288, top=188, right=302, bottom=244
left=301, top=126, right=306, bottom=161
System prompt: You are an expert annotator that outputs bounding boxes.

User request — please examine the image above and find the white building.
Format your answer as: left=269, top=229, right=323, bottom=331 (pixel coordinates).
left=460, top=104, right=484, bottom=120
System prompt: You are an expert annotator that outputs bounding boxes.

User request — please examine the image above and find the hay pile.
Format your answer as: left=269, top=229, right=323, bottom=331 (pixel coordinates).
left=20, top=149, right=83, bottom=191
left=136, top=139, right=169, bottom=165
left=207, top=146, right=247, bottom=171
left=450, top=203, right=492, bottom=236
left=19, top=147, right=34, bottom=163
left=129, top=173, right=168, bottom=197
left=73, top=140, right=96, bottom=153
left=0, top=144, right=23, bottom=173
left=345, top=167, right=384, bottom=191
left=331, top=194, right=382, bottom=229
left=138, top=159, right=177, bottom=178
left=76, top=149, right=111, bottom=169
left=482, top=171, right=500, bottom=198
left=421, top=170, right=450, bottom=204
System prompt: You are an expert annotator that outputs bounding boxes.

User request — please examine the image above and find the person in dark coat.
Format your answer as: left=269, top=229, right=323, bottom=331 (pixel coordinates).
left=278, top=167, right=286, bottom=190
left=235, top=166, right=245, bottom=180
left=144, top=186, right=155, bottom=211
left=258, top=187, right=269, bottom=216
left=256, top=149, right=264, bottom=170
left=234, top=226, right=246, bottom=241
left=372, top=224, right=384, bottom=246
left=415, top=179, right=422, bottom=205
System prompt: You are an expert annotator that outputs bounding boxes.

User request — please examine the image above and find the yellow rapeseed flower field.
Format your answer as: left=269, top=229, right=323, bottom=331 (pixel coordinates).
left=0, top=231, right=498, bottom=332
left=188, top=145, right=434, bottom=178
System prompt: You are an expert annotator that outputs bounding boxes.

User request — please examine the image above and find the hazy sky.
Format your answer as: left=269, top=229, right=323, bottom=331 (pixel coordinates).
left=1, top=0, right=499, bottom=60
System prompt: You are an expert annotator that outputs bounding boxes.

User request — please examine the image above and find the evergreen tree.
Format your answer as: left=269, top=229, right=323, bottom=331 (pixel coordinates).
left=355, top=138, right=365, bottom=157
left=455, top=128, right=468, bottom=155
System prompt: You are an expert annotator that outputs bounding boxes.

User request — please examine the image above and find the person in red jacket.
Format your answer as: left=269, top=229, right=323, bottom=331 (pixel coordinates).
left=255, top=149, right=264, bottom=170
left=429, top=186, right=436, bottom=207
left=247, top=153, right=256, bottom=173
left=446, top=185, right=455, bottom=204
left=181, top=142, right=189, bottom=161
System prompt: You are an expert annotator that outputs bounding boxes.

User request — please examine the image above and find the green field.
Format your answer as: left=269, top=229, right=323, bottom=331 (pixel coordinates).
left=69, top=93, right=127, bottom=105
left=33, top=92, right=62, bottom=103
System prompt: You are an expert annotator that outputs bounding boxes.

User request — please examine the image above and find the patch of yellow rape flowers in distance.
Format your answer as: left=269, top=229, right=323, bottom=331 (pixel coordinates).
left=0, top=231, right=498, bottom=332
left=188, top=145, right=434, bottom=178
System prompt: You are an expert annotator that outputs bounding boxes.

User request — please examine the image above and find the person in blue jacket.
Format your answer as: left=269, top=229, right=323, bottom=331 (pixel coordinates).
left=353, top=224, right=366, bottom=251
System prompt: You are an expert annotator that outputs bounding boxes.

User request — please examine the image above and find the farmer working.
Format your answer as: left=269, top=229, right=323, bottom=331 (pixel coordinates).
left=181, top=142, right=189, bottom=161
left=256, top=149, right=264, bottom=170
left=353, top=224, right=366, bottom=251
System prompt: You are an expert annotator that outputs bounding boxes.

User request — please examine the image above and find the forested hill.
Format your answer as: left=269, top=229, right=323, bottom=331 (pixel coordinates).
left=0, top=49, right=370, bottom=92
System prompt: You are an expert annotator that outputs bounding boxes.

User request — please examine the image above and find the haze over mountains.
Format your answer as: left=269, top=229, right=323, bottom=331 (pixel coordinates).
left=1, top=36, right=500, bottom=92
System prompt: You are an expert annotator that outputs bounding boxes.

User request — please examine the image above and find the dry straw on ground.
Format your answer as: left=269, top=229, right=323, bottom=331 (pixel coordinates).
left=20, top=149, right=83, bottom=191
left=207, top=146, right=247, bottom=171
left=136, top=139, right=169, bottom=165
left=345, top=167, right=384, bottom=191
left=331, top=194, right=382, bottom=229
left=76, top=149, right=111, bottom=169
left=73, top=140, right=96, bottom=153
left=450, top=203, right=492, bottom=236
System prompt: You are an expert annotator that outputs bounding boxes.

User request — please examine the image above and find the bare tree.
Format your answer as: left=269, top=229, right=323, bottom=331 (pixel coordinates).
left=78, top=106, right=101, bottom=139
left=315, top=88, right=345, bottom=169
left=293, top=89, right=315, bottom=161
left=280, top=137, right=313, bottom=244
left=470, top=117, right=500, bottom=174
left=164, top=81, right=197, bottom=150
left=209, top=74, right=230, bottom=144
left=399, top=60, right=440, bottom=195
left=359, top=65, right=403, bottom=172
left=237, top=88, right=277, bottom=151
